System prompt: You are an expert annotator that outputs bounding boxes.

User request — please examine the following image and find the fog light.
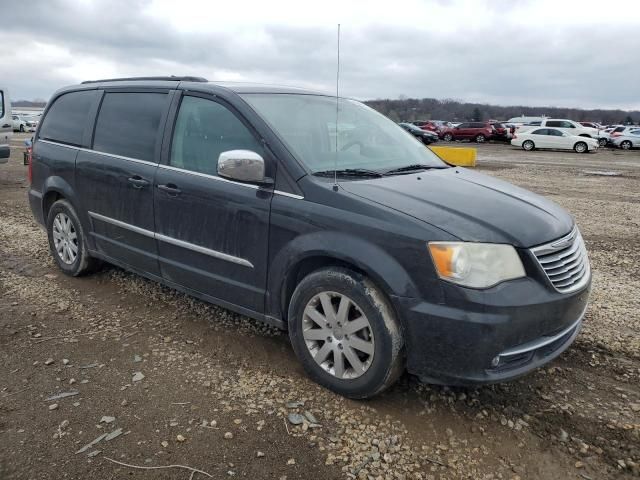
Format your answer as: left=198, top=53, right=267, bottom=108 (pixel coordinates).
left=491, top=356, right=500, bottom=367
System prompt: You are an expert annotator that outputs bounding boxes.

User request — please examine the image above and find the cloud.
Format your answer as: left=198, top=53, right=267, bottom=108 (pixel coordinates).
left=1, top=0, right=638, bottom=110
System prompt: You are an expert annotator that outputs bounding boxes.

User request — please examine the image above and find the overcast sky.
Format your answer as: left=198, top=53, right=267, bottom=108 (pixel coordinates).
left=2, top=0, right=639, bottom=109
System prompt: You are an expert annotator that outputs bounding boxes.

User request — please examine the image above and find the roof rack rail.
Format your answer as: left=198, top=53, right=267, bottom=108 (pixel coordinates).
left=81, top=76, right=208, bottom=84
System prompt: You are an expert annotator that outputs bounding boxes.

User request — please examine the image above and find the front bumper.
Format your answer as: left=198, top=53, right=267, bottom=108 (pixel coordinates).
left=393, top=272, right=591, bottom=385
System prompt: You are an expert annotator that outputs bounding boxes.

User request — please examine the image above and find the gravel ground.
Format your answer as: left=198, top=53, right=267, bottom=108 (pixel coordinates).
left=1, top=135, right=639, bottom=479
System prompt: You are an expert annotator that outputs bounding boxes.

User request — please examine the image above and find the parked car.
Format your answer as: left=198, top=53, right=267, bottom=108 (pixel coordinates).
left=412, top=120, right=451, bottom=134
left=28, top=76, right=591, bottom=398
left=399, top=122, right=439, bottom=144
left=440, top=122, right=495, bottom=143
left=609, top=125, right=638, bottom=138
left=511, top=128, right=599, bottom=153
left=0, top=88, right=10, bottom=163
left=506, top=116, right=546, bottom=126
left=489, top=121, right=513, bottom=141
left=579, top=122, right=605, bottom=130
left=518, top=119, right=607, bottom=147
left=12, top=114, right=37, bottom=132
left=611, top=129, right=640, bottom=149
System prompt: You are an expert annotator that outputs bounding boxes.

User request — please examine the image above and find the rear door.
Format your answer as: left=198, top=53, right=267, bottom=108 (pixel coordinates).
left=76, top=90, right=172, bottom=276
left=153, top=93, right=273, bottom=313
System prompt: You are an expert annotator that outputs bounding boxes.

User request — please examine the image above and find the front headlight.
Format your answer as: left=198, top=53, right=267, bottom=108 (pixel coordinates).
left=428, top=242, right=525, bottom=288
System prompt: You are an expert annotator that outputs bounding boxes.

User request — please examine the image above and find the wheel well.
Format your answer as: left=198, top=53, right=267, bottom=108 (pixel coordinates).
left=43, top=191, right=63, bottom=220
left=281, top=256, right=370, bottom=323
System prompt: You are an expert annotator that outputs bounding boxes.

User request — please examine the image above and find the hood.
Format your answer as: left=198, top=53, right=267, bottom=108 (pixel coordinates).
left=341, top=167, right=573, bottom=247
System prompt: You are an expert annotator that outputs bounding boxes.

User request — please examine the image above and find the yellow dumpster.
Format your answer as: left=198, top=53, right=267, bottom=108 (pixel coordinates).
left=429, top=146, right=477, bottom=167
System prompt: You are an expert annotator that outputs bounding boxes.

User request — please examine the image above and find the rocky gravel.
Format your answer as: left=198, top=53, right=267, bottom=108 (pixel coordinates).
left=1, top=136, right=639, bottom=479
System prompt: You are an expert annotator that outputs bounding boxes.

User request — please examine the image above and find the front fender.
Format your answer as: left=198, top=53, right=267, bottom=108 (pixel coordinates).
left=267, top=230, right=420, bottom=321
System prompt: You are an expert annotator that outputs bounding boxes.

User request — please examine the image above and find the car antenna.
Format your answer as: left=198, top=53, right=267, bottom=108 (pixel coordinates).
left=333, top=23, right=341, bottom=192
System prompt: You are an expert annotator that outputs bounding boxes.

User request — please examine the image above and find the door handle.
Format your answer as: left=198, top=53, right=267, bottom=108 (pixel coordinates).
left=128, top=176, right=150, bottom=189
left=157, top=183, right=182, bottom=195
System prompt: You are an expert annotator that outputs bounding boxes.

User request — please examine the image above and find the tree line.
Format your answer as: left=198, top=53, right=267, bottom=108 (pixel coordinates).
left=364, top=97, right=639, bottom=125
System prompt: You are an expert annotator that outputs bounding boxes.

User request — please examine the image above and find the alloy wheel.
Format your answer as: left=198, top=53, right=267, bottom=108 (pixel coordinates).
left=302, top=291, right=375, bottom=380
left=621, top=141, right=632, bottom=150
left=52, top=213, right=78, bottom=265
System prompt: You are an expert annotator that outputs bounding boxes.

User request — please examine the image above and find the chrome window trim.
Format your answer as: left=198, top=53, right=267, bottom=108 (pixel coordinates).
left=37, top=140, right=305, bottom=199
left=88, top=211, right=253, bottom=268
left=38, top=139, right=157, bottom=167
left=273, top=190, right=304, bottom=200
left=158, top=164, right=260, bottom=190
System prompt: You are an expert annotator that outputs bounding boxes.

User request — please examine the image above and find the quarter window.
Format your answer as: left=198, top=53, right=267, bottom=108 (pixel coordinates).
left=39, top=90, right=96, bottom=146
left=170, top=96, right=262, bottom=176
left=531, top=129, right=548, bottom=135
left=93, top=92, right=167, bottom=162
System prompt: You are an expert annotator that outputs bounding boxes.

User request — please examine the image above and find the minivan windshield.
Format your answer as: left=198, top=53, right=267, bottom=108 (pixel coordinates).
left=241, top=94, right=447, bottom=174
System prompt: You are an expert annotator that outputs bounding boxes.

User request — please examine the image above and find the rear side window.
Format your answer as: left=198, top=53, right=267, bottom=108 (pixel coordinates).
left=93, top=92, right=167, bottom=162
left=531, top=129, right=548, bottom=135
left=170, top=96, right=262, bottom=176
left=39, top=90, right=95, bottom=146
left=546, top=120, right=560, bottom=127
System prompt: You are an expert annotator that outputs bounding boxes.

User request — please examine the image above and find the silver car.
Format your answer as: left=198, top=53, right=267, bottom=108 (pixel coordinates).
left=612, top=129, right=640, bottom=150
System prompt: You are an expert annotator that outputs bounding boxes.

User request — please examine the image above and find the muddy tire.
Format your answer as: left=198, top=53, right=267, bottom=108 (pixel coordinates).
left=288, top=267, right=404, bottom=399
left=46, top=199, right=101, bottom=276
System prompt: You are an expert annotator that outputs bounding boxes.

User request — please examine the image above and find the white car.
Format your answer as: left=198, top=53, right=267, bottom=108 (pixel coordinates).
left=612, top=129, right=640, bottom=150
left=512, top=128, right=599, bottom=153
left=12, top=114, right=37, bottom=132
left=517, top=118, right=607, bottom=146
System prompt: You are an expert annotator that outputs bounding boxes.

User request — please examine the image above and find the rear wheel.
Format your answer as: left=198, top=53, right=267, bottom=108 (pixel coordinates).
left=475, top=134, right=486, bottom=143
left=574, top=141, right=588, bottom=153
left=46, top=199, right=101, bottom=276
left=522, top=140, right=535, bottom=151
left=443, top=133, right=453, bottom=142
left=288, top=267, right=404, bottom=399
left=620, top=140, right=632, bottom=150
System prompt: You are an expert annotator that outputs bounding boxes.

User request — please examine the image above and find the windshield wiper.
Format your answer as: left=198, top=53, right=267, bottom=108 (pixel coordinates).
left=384, top=164, right=446, bottom=175
left=313, top=168, right=384, bottom=178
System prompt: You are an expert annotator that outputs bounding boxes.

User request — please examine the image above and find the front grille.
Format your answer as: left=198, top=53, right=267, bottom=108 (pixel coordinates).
left=531, top=227, right=590, bottom=293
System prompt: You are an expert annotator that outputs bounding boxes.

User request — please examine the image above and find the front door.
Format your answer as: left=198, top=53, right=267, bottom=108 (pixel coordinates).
left=76, top=90, right=172, bottom=276
left=154, top=94, right=273, bottom=314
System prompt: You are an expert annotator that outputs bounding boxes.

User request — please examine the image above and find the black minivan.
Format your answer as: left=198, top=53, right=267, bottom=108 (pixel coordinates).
left=28, top=77, right=591, bottom=398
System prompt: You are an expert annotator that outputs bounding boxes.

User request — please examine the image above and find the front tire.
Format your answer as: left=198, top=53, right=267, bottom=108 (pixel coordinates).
left=46, top=199, right=101, bottom=276
left=522, top=140, right=535, bottom=151
left=443, top=133, right=453, bottom=142
left=574, top=141, right=588, bottom=153
left=620, top=140, right=632, bottom=150
left=475, top=134, right=486, bottom=143
left=288, top=267, right=404, bottom=399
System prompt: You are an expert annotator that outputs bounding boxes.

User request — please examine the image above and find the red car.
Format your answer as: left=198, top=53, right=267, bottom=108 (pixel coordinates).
left=412, top=120, right=451, bottom=133
left=440, top=121, right=495, bottom=143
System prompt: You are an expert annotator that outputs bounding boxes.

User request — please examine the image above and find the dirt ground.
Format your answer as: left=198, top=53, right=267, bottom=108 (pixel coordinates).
left=1, top=134, right=639, bottom=480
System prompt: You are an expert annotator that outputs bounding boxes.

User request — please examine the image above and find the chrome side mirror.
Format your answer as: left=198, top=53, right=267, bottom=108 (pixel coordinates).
left=217, top=150, right=267, bottom=184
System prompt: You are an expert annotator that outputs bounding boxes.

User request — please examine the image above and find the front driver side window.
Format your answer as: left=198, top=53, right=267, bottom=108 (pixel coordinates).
left=170, top=96, right=262, bottom=176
